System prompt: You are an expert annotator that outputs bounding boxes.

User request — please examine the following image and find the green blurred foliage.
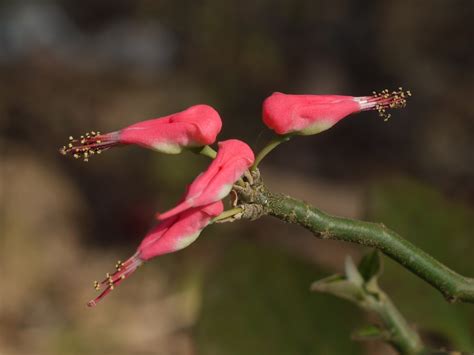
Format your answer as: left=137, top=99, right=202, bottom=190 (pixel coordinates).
left=195, top=240, right=364, bottom=355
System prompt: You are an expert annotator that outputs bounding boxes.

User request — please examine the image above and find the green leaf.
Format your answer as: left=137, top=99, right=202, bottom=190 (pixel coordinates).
left=358, top=250, right=382, bottom=283
left=311, top=273, right=365, bottom=304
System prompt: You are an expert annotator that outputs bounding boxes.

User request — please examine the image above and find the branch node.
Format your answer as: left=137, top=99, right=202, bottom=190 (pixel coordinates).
left=241, top=203, right=266, bottom=221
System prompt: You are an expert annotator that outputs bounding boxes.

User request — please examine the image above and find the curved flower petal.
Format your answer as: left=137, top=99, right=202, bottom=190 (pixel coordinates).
left=120, top=104, right=222, bottom=150
left=158, top=139, right=254, bottom=220
left=138, top=201, right=223, bottom=259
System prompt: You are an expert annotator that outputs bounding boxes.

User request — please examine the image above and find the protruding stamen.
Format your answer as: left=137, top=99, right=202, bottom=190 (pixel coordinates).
left=115, top=260, right=123, bottom=271
left=59, top=131, right=120, bottom=162
left=356, top=87, right=412, bottom=122
left=87, top=254, right=143, bottom=307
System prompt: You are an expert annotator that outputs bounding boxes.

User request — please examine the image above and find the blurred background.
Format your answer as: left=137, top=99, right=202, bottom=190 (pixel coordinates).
left=1, top=0, right=473, bottom=354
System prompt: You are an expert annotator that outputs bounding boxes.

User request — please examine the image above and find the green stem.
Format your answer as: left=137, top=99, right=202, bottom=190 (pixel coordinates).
left=193, top=145, right=217, bottom=159
left=243, top=186, right=474, bottom=303
left=251, top=134, right=292, bottom=170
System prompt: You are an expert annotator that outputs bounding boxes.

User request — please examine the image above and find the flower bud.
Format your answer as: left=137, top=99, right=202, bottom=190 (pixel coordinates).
left=60, top=104, right=222, bottom=161
left=262, top=88, right=411, bottom=136
left=87, top=201, right=223, bottom=307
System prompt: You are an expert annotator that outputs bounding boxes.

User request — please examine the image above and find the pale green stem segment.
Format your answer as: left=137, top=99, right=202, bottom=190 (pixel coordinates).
left=197, top=145, right=217, bottom=159
left=373, top=291, right=425, bottom=354
left=211, top=207, right=243, bottom=224
left=251, top=134, right=292, bottom=171
left=315, top=265, right=425, bottom=353
left=313, top=256, right=425, bottom=353
left=245, top=187, right=474, bottom=303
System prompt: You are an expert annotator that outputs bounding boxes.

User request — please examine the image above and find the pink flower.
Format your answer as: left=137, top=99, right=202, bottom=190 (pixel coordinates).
left=158, top=139, right=254, bottom=220
left=262, top=88, right=411, bottom=136
left=87, top=200, right=223, bottom=307
left=60, top=104, right=222, bottom=161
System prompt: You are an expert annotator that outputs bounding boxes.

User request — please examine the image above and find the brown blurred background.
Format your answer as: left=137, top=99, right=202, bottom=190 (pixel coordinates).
left=1, top=0, right=473, bottom=354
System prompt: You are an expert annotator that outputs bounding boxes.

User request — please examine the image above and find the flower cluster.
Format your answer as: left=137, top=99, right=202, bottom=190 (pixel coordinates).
left=60, top=88, right=409, bottom=306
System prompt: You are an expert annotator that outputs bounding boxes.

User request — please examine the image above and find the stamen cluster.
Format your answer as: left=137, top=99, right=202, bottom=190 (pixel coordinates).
left=59, top=131, right=112, bottom=162
left=88, top=257, right=143, bottom=307
left=370, top=87, right=412, bottom=121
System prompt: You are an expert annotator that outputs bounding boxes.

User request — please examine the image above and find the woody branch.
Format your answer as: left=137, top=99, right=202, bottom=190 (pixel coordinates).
left=234, top=170, right=474, bottom=304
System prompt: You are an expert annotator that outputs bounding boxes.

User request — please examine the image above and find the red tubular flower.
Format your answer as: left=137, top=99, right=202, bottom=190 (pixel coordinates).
left=60, top=104, right=222, bottom=161
left=88, top=200, right=223, bottom=307
left=157, top=139, right=254, bottom=220
left=262, top=88, right=411, bottom=136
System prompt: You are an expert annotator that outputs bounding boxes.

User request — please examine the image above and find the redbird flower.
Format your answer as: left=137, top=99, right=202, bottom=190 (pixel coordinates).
left=88, top=200, right=223, bottom=307
left=158, top=139, right=254, bottom=220
left=60, top=104, right=222, bottom=161
left=262, top=88, right=411, bottom=136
